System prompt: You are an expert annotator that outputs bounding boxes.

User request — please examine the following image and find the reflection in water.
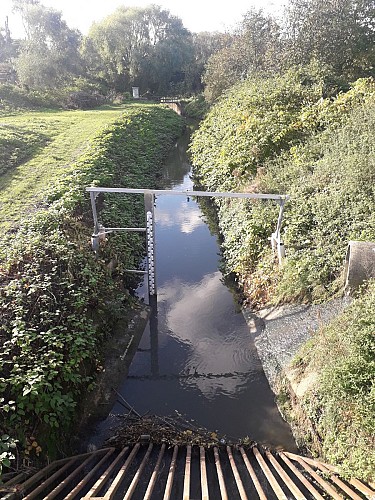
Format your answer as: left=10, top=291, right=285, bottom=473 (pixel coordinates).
left=158, top=272, right=257, bottom=399
left=156, top=200, right=204, bottom=234
left=112, top=127, right=297, bottom=449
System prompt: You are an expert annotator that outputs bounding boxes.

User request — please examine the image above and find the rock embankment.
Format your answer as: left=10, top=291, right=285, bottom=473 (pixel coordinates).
left=242, top=297, right=352, bottom=451
left=243, top=297, right=352, bottom=390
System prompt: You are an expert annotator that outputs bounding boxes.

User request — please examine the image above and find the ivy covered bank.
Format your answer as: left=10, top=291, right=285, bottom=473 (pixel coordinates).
left=190, top=71, right=375, bottom=480
left=0, top=104, right=183, bottom=469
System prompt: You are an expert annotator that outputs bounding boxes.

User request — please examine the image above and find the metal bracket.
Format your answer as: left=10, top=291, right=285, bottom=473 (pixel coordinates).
left=270, top=199, right=286, bottom=265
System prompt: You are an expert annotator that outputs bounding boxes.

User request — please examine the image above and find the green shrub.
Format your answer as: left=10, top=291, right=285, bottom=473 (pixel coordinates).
left=190, top=67, right=330, bottom=192
left=183, top=94, right=210, bottom=120
left=264, top=87, right=375, bottom=302
left=0, top=80, right=108, bottom=115
left=0, top=84, right=60, bottom=113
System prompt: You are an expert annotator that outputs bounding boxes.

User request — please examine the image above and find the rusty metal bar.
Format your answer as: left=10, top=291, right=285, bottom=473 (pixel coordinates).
left=2, top=471, right=28, bottom=487
left=349, top=478, right=375, bottom=498
left=104, top=443, right=140, bottom=498
left=144, top=443, right=166, bottom=500
left=183, top=445, right=191, bottom=500
left=253, top=447, right=287, bottom=500
left=200, top=446, right=209, bottom=500
left=227, top=446, right=248, bottom=500
left=124, top=443, right=153, bottom=499
left=285, top=453, right=343, bottom=500
left=299, top=456, right=375, bottom=498
left=5, top=443, right=374, bottom=500
left=12, top=459, right=71, bottom=495
left=278, top=452, right=324, bottom=500
left=284, top=451, right=374, bottom=498
left=214, top=447, right=228, bottom=500
left=266, top=451, right=306, bottom=499
left=43, top=450, right=109, bottom=499
left=163, top=445, right=178, bottom=500
left=23, top=458, right=78, bottom=500
left=17, top=449, right=112, bottom=499
left=63, top=448, right=116, bottom=500
left=294, top=455, right=339, bottom=471
left=85, top=447, right=130, bottom=497
left=314, top=462, right=363, bottom=500
left=239, top=447, right=267, bottom=500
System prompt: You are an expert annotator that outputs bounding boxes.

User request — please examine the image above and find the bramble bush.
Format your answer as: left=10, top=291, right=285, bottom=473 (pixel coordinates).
left=0, top=105, right=182, bottom=465
left=190, top=73, right=375, bottom=305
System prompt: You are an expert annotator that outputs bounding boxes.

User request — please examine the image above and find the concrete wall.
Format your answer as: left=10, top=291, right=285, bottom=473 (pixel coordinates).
left=344, top=240, right=375, bottom=294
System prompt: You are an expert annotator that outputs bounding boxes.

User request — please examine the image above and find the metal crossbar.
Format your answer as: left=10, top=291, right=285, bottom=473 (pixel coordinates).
left=87, top=187, right=289, bottom=201
left=87, top=187, right=289, bottom=297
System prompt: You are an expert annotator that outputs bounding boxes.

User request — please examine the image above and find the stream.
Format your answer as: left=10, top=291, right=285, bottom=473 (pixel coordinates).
left=96, top=125, right=296, bottom=450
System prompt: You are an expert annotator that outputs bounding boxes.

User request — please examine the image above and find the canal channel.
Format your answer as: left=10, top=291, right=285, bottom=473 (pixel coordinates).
left=97, top=125, right=296, bottom=450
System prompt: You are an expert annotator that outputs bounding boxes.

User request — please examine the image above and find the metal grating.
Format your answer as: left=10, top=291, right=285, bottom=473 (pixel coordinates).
left=1, top=445, right=374, bottom=499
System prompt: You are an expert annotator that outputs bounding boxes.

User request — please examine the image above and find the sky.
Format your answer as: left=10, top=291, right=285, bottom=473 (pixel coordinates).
left=0, top=0, right=285, bottom=37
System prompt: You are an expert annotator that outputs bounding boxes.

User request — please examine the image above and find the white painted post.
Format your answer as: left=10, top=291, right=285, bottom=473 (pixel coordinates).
left=144, top=192, right=156, bottom=296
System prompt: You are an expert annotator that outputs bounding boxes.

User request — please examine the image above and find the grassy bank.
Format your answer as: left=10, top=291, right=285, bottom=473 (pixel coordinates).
left=289, top=281, right=375, bottom=481
left=0, top=106, right=135, bottom=231
left=0, top=103, right=183, bottom=469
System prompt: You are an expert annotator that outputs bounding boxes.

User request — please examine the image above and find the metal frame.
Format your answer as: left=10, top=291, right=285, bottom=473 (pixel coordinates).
left=87, top=187, right=289, bottom=297
left=4, top=444, right=373, bottom=499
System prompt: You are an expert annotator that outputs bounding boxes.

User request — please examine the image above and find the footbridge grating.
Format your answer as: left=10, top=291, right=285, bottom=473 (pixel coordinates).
left=1, top=444, right=374, bottom=499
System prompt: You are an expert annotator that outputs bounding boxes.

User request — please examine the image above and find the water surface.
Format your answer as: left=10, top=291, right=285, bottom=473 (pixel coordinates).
left=112, top=127, right=296, bottom=449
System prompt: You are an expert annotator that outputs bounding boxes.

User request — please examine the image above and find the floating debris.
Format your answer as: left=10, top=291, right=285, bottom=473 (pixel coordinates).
left=104, top=411, right=255, bottom=449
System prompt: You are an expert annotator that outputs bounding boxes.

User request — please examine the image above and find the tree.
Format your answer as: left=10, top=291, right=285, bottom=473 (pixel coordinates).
left=183, top=31, right=233, bottom=93
left=202, top=9, right=281, bottom=102
left=81, top=5, right=193, bottom=94
left=0, top=17, right=14, bottom=63
left=14, top=2, right=83, bottom=87
left=283, top=0, right=375, bottom=80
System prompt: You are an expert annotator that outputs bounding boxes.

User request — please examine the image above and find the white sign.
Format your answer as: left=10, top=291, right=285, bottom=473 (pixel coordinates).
left=132, top=87, right=140, bottom=99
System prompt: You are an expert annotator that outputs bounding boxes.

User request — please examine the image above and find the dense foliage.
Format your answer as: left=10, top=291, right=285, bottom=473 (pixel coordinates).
left=293, top=280, right=375, bottom=480
left=202, top=0, right=375, bottom=102
left=0, top=79, right=108, bottom=115
left=14, top=2, right=83, bottom=88
left=190, top=75, right=375, bottom=305
left=190, top=72, right=375, bottom=478
left=0, top=105, right=182, bottom=465
left=1, top=1, right=216, bottom=97
left=284, top=0, right=375, bottom=80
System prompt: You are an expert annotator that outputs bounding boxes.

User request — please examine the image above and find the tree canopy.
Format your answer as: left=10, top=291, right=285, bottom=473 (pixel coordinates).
left=1, top=0, right=374, bottom=99
left=284, top=0, right=375, bottom=80
left=81, top=5, right=193, bottom=94
left=14, top=2, right=82, bottom=87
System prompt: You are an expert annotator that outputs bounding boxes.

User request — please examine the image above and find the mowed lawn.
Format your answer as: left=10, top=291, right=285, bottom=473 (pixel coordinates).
left=0, top=105, right=128, bottom=231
